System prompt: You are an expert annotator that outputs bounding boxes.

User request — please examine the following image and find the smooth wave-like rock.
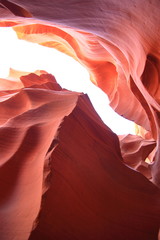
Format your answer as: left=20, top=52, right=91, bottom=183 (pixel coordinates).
left=119, top=134, right=156, bottom=178
left=0, top=72, right=79, bottom=240
left=0, top=0, right=160, bottom=239
left=28, top=94, right=160, bottom=240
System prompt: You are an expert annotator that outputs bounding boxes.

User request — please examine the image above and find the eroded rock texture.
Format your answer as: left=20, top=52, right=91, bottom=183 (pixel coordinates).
left=0, top=1, right=160, bottom=240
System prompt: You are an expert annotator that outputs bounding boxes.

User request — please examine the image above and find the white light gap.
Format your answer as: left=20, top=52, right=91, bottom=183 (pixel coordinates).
left=0, top=27, right=134, bottom=135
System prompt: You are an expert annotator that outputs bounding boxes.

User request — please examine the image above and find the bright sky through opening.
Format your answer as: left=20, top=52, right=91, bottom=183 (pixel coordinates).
left=0, top=27, right=135, bottom=135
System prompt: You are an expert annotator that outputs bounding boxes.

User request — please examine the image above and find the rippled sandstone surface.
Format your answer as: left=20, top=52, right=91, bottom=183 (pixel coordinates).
left=0, top=1, right=160, bottom=239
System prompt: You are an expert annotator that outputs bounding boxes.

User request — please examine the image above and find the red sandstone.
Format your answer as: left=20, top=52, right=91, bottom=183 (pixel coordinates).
left=0, top=1, right=160, bottom=239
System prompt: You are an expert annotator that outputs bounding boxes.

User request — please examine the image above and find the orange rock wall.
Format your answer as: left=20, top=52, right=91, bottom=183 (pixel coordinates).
left=0, top=1, right=160, bottom=239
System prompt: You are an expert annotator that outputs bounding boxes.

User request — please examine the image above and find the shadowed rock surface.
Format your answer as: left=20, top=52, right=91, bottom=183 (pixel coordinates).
left=0, top=1, right=160, bottom=239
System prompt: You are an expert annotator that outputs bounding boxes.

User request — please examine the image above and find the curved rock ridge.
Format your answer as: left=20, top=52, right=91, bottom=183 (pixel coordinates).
left=0, top=0, right=159, bottom=183
left=119, top=134, right=156, bottom=179
left=0, top=70, right=159, bottom=240
left=0, top=71, right=79, bottom=240
left=28, top=93, right=160, bottom=240
left=0, top=0, right=159, bottom=239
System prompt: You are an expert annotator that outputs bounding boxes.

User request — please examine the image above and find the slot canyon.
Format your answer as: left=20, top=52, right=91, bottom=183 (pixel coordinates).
left=0, top=0, right=160, bottom=239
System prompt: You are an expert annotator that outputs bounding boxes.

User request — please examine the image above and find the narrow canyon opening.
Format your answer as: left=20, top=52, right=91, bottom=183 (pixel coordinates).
left=0, top=27, right=134, bottom=135
left=0, top=1, right=160, bottom=239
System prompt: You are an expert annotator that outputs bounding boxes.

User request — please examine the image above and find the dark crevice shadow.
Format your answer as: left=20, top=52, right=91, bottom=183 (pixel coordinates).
left=0, top=0, right=32, bottom=17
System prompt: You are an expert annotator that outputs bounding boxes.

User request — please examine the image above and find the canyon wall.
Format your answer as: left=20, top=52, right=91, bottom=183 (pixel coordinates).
left=0, top=1, right=160, bottom=239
